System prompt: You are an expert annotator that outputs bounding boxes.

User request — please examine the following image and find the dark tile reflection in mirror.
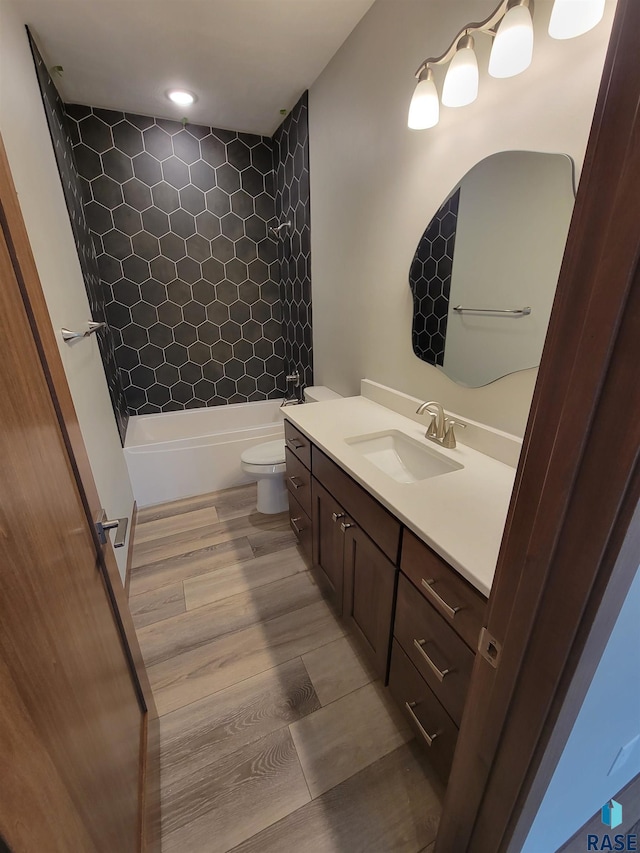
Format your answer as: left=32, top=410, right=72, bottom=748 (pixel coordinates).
left=409, top=189, right=460, bottom=367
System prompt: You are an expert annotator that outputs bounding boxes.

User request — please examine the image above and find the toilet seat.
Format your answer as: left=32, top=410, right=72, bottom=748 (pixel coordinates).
left=240, top=439, right=286, bottom=466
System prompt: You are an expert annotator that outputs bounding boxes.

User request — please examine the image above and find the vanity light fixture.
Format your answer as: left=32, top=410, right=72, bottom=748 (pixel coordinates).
left=408, top=0, right=535, bottom=129
left=548, top=0, right=605, bottom=39
left=488, top=0, right=535, bottom=79
left=167, top=89, right=196, bottom=106
left=442, top=34, right=479, bottom=108
left=408, top=66, right=440, bottom=129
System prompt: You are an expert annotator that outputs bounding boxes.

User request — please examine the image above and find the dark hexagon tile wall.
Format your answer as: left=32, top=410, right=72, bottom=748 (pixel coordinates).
left=409, top=188, right=460, bottom=367
left=273, top=92, right=313, bottom=397
left=65, top=104, right=287, bottom=414
left=29, top=34, right=129, bottom=443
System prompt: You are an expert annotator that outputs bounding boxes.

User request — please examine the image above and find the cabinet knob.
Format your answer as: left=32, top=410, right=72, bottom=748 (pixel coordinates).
left=331, top=512, right=345, bottom=522
left=340, top=521, right=355, bottom=533
left=289, top=476, right=304, bottom=489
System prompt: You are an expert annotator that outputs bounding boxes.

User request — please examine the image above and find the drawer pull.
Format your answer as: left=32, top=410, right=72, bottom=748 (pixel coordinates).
left=413, top=639, right=453, bottom=683
left=340, top=521, right=355, bottom=533
left=290, top=517, right=304, bottom=535
left=405, top=701, right=440, bottom=747
left=289, top=476, right=304, bottom=489
left=287, top=438, right=304, bottom=450
left=421, top=578, right=462, bottom=620
left=332, top=512, right=345, bottom=522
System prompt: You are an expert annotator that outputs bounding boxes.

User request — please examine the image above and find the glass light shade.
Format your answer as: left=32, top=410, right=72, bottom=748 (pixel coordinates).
left=408, top=73, right=440, bottom=129
left=442, top=40, right=479, bottom=107
left=549, top=0, right=606, bottom=39
left=488, top=4, right=534, bottom=78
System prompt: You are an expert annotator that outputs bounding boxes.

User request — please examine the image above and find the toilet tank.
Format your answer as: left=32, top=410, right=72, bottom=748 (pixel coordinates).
left=304, top=385, right=343, bottom=403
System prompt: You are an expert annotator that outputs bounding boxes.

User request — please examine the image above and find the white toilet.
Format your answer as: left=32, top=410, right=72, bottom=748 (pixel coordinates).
left=240, top=386, right=343, bottom=514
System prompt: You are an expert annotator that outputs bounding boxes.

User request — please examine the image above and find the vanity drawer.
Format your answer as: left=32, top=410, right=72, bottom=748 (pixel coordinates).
left=388, top=640, right=458, bottom=783
left=285, top=448, right=312, bottom=517
left=394, top=573, right=474, bottom=727
left=288, top=491, right=312, bottom=564
left=284, top=420, right=311, bottom=470
left=400, top=530, right=486, bottom=652
left=312, top=446, right=401, bottom=563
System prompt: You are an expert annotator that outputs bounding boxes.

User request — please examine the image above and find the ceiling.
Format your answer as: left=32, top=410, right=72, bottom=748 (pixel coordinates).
left=21, top=0, right=375, bottom=137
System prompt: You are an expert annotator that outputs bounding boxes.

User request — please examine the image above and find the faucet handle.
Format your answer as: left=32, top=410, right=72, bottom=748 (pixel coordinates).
left=442, top=419, right=466, bottom=449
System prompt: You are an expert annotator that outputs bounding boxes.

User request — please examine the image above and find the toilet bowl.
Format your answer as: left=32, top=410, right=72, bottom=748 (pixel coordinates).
left=240, top=439, right=287, bottom=514
left=241, top=386, right=344, bottom=514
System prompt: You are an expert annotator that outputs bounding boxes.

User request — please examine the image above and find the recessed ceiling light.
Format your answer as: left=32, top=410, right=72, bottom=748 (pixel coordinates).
left=167, top=89, right=196, bottom=106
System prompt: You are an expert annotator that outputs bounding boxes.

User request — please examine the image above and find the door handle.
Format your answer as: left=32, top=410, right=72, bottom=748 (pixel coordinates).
left=95, top=512, right=128, bottom=548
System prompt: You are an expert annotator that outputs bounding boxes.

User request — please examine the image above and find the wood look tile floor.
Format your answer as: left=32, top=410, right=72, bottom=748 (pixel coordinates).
left=130, top=483, right=443, bottom=853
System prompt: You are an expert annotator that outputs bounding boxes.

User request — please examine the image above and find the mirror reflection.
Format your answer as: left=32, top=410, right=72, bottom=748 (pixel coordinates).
left=409, top=151, right=575, bottom=388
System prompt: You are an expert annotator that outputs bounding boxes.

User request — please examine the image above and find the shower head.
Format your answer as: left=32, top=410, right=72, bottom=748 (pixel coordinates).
left=270, top=220, right=291, bottom=237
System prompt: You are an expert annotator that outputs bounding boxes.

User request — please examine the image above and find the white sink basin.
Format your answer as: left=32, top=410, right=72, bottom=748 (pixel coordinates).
left=344, top=430, right=463, bottom=484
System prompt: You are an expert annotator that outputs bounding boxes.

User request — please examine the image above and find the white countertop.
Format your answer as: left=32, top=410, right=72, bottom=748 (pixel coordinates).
left=284, top=396, right=518, bottom=597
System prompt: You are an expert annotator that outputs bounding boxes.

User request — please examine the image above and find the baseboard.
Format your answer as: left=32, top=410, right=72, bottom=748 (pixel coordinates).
left=558, top=772, right=640, bottom=851
left=125, top=501, right=137, bottom=598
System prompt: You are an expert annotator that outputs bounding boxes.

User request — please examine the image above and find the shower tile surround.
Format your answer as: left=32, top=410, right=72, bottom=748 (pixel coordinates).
left=409, top=188, right=460, bottom=367
left=273, top=93, right=314, bottom=396
left=66, top=105, right=287, bottom=414
left=29, top=35, right=129, bottom=442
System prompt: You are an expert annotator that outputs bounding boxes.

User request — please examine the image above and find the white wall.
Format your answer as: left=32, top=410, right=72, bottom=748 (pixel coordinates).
left=520, top=565, right=640, bottom=852
left=309, top=0, right=617, bottom=436
left=0, top=3, right=134, bottom=582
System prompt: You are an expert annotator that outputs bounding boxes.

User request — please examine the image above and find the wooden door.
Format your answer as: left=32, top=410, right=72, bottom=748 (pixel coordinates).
left=343, top=525, right=396, bottom=679
left=0, top=157, right=148, bottom=850
left=311, top=479, right=346, bottom=613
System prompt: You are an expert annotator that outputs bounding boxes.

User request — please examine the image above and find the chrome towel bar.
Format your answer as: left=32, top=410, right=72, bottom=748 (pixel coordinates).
left=453, top=306, right=531, bottom=316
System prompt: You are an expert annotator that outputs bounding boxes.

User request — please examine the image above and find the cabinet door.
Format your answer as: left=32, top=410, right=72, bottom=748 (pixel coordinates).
left=343, top=524, right=397, bottom=679
left=311, top=479, right=346, bottom=614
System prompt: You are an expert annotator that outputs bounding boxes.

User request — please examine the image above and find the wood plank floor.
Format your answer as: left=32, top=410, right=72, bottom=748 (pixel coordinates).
left=130, top=483, right=443, bottom=852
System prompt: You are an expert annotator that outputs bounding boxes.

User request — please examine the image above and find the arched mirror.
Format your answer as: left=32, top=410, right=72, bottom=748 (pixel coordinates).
left=409, top=151, right=575, bottom=387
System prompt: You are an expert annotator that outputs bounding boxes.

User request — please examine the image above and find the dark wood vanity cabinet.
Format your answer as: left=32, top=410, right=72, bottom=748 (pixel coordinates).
left=309, top=459, right=399, bottom=681
left=343, top=524, right=396, bottom=678
left=285, top=423, right=313, bottom=565
left=311, top=479, right=347, bottom=614
left=283, top=418, right=488, bottom=783
left=389, top=530, right=487, bottom=781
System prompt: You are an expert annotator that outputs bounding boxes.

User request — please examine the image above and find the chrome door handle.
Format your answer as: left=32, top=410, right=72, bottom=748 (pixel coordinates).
left=413, top=639, right=453, bottom=682
left=289, top=476, right=304, bottom=489
left=340, top=521, right=355, bottom=533
left=62, top=321, right=107, bottom=342
left=290, top=517, right=304, bottom=535
left=331, top=512, right=345, bottom=522
left=405, top=701, right=439, bottom=747
left=421, top=578, right=462, bottom=620
left=95, top=512, right=128, bottom=548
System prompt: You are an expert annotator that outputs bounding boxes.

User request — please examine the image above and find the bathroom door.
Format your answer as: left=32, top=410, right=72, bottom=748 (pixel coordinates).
left=0, top=147, right=155, bottom=851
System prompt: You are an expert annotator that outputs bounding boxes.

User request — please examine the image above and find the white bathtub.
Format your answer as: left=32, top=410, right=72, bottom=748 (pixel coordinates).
left=124, top=399, right=285, bottom=507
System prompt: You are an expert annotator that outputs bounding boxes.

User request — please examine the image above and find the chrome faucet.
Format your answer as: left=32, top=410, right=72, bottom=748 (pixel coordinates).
left=416, top=400, right=465, bottom=449
left=416, top=400, right=446, bottom=440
